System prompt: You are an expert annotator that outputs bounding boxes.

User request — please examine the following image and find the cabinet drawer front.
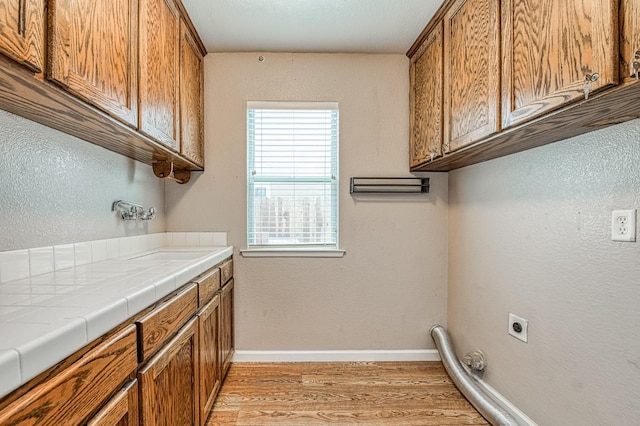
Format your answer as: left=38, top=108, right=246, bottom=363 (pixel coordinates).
left=220, top=258, right=233, bottom=284
left=137, top=283, right=198, bottom=362
left=197, top=268, right=221, bottom=307
left=0, top=325, right=137, bottom=425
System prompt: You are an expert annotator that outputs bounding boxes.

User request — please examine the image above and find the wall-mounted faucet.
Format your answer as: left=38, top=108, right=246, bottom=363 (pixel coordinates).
left=112, top=200, right=156, bottom=221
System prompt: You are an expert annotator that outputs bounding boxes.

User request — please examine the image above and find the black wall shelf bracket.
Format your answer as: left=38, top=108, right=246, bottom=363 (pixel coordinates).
left=349, top=177, right=430, bottom=194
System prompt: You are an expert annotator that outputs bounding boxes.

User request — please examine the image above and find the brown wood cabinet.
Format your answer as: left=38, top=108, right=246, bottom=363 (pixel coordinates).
left=220, top=278, right=235, bottom=378
left=198, top=294, right=221, bottom=425
left=180, top=19, right=205, bottom=167
left=620, top=0, right=640, bottom=85
left=0, top=0, right=45, bottom=72
left=136, top=283, right=198, bottom=362
left=139, top=0, right=180, bottom=150
left=0, top=325, right=137, bottom=425
left=409, top=22, right=443, bottom=168
left=444, top=0, right=500, bottom=152
left=87, top=380, right=139, bottom=426
left=138, top=317, right=200, bottom=426
left=408, top=0, right=640, bottom=172
left=48, top=0, right=139, bottom=127
left=501, top=0, right=618, bottom=129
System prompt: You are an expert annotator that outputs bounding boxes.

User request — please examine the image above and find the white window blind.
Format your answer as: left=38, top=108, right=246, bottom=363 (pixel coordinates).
left=247, top=101, right=339, bottom=249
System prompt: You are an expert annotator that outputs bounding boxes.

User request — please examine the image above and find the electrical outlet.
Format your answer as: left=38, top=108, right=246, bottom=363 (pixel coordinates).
left=611, top=209, right=636, bottom=242
left=508, top=313, right=528, bottom=343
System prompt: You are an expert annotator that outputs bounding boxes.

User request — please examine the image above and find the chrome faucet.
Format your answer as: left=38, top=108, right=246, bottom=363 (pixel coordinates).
left=112, top=200, right=156, bottom=221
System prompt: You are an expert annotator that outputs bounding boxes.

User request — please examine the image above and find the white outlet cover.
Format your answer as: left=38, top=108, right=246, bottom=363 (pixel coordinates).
left=611, top=209, right=637, bottom=242
left=508, top=313, right=528, bottom=343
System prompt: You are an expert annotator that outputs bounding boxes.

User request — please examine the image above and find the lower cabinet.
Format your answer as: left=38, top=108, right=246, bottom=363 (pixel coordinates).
left=0, top=325, right=137, bottom=425
left=198, top=294, right=221, bottom=425
left=138, top=318, right=200, bottom=426
left=220, top=278, right=235, bottom=378
left=0, top=256, right=234, bottom=426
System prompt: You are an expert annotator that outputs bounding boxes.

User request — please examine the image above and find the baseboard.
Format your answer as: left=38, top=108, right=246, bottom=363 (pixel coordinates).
left=232, top=349, right=440, bottom=363
left=462, top=365, right=538, bottom=426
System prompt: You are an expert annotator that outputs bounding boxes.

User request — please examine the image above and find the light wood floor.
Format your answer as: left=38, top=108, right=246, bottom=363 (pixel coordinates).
left=206, top=362, right=489, bottom=425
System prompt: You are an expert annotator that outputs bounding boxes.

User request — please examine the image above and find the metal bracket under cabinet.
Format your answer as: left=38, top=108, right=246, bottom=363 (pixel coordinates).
left=349, top=177, right=430, bottom=194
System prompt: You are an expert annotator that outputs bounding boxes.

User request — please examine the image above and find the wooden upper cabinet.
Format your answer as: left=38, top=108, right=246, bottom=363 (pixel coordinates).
left=501, top=0, right=618, bottom=129
left=180, top=20, right=205, bottom=167
left=48, top=0, right=139, bottom=127
left=620, top=0, right=640, bottom=84
left=443, top=0, right=500, bottom=153
left=0, top=0, right=45, bottom=72
left=409, top=22, right=443, bottom=168
left=139, top=0, right=180, bottom=151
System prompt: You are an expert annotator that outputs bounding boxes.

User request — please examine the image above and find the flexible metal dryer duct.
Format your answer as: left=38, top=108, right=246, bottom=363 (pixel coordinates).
left=430, top=325, right=519, bottom=426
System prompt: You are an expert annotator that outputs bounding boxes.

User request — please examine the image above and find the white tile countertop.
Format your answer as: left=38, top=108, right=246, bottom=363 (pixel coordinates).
left=0, top=235, right=233, bottom=399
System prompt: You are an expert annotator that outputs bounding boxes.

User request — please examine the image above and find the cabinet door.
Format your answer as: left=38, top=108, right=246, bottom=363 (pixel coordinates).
left=620, top=0, right=640, bottom=84
left=502, top=0, right=618, bottom=128
left=87, top=380, right=139, bottom=426
left=409, top=22, right=443, bottom=168
left=139, top=317, right=199, bottom=426
left=0, top=0, right=45, bottom=72
left=220, top=279, right=234, bottom=378
left=48, top=0, right=139, bottom=127
left=444, top=0, right=500, bottom=152
left=180, top=20, right=204, bottom=167
left=139, top=0, right=180, bottom=150
left=198, top=294, right=221, bottom=425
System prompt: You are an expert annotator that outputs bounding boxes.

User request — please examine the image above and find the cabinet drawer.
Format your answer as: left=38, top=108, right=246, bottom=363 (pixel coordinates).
left=197, top=268, right=220, bottom=307
left=137, top=283, right=198, bottom=362
left=0, top=325, right=137, bottom=425
left=220, top=258, right=233, bottom=284
left=87, top=379, right=138, bottom=426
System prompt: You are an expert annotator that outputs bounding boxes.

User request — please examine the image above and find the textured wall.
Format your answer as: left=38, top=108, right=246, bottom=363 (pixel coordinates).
left=448, top=119, right=640, bottom=424
left=166, top=53, right=449, bottom=351
left=0, top=110, right=165, bottom=251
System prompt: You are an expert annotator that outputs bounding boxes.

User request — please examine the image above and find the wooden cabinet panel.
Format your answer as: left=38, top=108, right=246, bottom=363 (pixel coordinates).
left=48, top=0, right=139, bottom=127
left=139, top=317, right=199, bottom=426
left=180, top=20, right=204, bottom=167
left=198, top=294, right=221, bottom=425
left=137, top=283, right=198, bottom=362
left=502, top=0, right=618, bottom=128
left=620, top=0, right=640, bottom=84
left=444, top=0, right=500, bottom=152
left=139, top=0, right=180, bottom=150
left=220, top=278, right=234, bottom=378
left=87, top=380, right=139, bottom=426
left=0, top=326, right=137, bottom=425
left=409, top=22, right=443, bottom=168
left=220, top=258, right=233, bottom=285
left=0, top=0, right=45, bottom=72
left=197, top=268, right=221, bottom=307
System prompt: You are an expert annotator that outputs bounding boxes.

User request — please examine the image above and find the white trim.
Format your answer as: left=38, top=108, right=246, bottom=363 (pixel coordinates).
left=240, top=248, right=346, bottom=258
left=231, top=349, right=440, bottom=363
left=247, top=100, right=339, bottom=110
left=461, top=364, right=538, bottom=426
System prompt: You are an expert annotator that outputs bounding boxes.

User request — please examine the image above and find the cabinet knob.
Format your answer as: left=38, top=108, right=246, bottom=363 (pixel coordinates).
left=583, top=73, right=599, bottom=100
left=633, top=51, right=640, bottom=80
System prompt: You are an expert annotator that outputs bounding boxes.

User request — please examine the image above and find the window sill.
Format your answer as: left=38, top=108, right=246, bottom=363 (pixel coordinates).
left=240, top=248, right=346, bottom=258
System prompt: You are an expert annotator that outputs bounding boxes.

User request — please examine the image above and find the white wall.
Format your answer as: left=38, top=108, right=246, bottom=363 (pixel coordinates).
left=0, top=110, right=165, bottom=251
left=166, top=53, right=449, bottom=351
left=448, top=119, right=640, bottom=424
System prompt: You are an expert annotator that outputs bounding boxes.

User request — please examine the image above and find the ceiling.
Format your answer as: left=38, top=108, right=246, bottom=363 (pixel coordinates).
left=180, top=0, right=444, bottom=54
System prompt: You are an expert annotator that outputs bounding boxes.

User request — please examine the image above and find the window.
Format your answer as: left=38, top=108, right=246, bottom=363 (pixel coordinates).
left=246, top=101, right=340, bottom=254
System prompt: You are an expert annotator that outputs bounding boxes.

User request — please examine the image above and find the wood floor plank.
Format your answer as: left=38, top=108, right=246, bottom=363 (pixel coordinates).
left=207, top=362, right=489, bottom=425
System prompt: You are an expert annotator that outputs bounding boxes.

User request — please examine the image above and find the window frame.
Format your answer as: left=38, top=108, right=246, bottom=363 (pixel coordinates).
left=241, top=101, right=344, bottom=258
